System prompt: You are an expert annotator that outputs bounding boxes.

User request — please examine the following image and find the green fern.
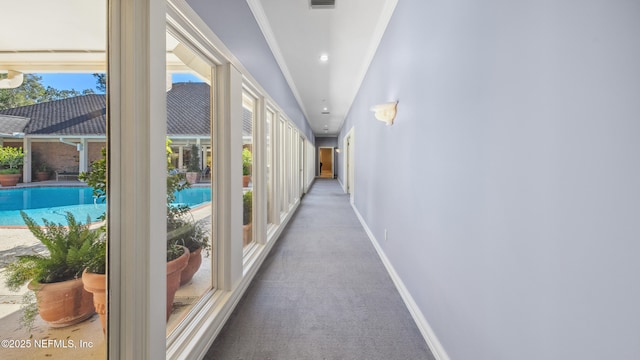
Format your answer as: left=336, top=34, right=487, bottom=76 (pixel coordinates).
left=4, top=211, right=101, bottom=291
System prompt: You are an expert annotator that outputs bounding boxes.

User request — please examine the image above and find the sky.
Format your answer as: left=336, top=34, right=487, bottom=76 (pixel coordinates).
left=37, top=73, right=202, bottom=92
left=38, top=73, right=102, bottom=93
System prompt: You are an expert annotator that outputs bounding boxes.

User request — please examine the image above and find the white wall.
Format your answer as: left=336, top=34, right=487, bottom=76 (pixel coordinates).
left=339, top=0, right=640, bottom=359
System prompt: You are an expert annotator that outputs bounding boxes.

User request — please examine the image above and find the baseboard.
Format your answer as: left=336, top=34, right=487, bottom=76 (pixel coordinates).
left=351, top=204, right=451, bottom=360
left=337, top=177, right=345, bottom=192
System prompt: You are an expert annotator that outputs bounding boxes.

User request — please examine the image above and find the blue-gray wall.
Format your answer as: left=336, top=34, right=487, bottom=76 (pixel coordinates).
left=186, top=0, right=314, bottom=142
left=338, top=1, right=640, bottom=359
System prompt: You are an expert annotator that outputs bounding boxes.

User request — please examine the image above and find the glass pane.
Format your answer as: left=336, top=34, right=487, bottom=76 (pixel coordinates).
left=279, top=118, right=286, bottom=216
left=0, top=1, right=107, bottom=358
left=299, top=137, right=304, bottom=195
left=242, top=92, right=255, bottom=248
left=266, top=110, right=274, bottom=228
left=287, top=125, right=294, bottom=206
left=165, top=32, right=215, bottom=334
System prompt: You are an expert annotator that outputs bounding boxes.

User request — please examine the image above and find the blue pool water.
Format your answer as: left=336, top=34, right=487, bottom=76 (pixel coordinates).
left=0, top=187, right=211, bottom=226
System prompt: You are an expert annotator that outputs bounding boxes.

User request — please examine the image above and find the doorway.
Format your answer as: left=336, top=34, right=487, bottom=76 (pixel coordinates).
left=319, top=147, right=334, bottom=178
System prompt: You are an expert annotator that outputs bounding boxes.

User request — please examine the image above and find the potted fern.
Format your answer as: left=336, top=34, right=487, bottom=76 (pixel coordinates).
left=82, top=237, right=107, bottom=334
left=78, top=147, right=108, bottom=334
left=4, top=211, right=99, bottom=329
left=167, top=216, right=209, bottom=286
left=31, top=152, right=51, bottom=181
left=165, top=244, right=189, bottom=320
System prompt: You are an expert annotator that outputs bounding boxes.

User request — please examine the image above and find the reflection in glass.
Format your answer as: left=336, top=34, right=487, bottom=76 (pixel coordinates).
left=242, top=93, right=255, bottom=248
left=0, top=1, right=108, bottom=357
left=266, top=110, right=275, bottom=228
left=165, top=32, right=215, bottom=335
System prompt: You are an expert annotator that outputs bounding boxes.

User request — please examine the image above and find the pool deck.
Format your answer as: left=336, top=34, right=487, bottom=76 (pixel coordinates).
left=0, top=180, right=88, bottom=190
left=0, top=179, right=211, bottom=190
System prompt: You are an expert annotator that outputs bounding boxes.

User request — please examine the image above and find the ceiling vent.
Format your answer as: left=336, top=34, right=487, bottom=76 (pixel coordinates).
left=321, top=111, right=330, bottom=115
left=310, top=0, right=335, bottom=9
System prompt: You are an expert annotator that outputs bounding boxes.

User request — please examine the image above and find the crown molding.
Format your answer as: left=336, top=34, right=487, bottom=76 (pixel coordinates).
left=246, top=0, right=310, bottom=123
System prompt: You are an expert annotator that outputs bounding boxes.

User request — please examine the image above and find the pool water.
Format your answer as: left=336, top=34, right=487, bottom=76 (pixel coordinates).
left=0, top=187, right=211, bottom=226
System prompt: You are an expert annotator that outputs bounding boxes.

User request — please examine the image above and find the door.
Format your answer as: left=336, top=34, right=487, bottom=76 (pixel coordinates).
left=319, top=147, right=334, bottom=178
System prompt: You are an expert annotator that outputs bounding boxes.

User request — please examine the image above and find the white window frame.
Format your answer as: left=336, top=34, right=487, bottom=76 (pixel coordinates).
left=109, top=1, right=315, bottom=358
left=265, top=106, right=278, bottom=234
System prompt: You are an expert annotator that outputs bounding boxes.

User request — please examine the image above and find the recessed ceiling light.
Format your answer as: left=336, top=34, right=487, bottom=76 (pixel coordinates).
left=323, top=107, right=328, bottom=111
left=319, top=54, right=329, bottom=62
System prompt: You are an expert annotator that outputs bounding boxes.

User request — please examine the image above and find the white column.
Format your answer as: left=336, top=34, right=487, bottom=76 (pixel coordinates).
left=78, top=138, right=89, bottom=173
left=23, top=137, right=31, bottom=183
left=196, top=138, right=203, bottom=170
left=108, top=0, right=166, bottom=359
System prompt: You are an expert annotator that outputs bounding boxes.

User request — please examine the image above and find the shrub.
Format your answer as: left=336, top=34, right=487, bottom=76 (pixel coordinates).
left=243, top=191, right=252, bottom=225
left=0, top=146, right=24, bottom=170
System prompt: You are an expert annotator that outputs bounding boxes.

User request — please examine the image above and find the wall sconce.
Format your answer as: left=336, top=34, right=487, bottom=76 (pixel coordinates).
left=0, top=70, right=24, bottom=89
left=335, top=148, right=340, bottom=153
left=371, top=101, right=398, bottom=126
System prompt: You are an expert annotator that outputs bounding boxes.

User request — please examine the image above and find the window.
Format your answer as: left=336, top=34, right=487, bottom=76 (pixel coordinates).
left=0, top=1, right=108, bottom=358
left=165, top=31, right=216, bottom=335
left=266, top=108, right=276, bottom=229
left=287, top=125, right=295, bottom=207
left=242, top=91, right=256, bottom=248
left=279, top=118, right=287, bottom=217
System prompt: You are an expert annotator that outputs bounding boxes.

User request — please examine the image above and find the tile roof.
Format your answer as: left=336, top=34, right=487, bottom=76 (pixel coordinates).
left=0, top=114, right=29, bottom=135
left=0, top=82, right=211, bottom=137
left=0, top=95, right=106, bottom=135
left=167, top=82, right=210, bottom=135
left=242, top=107, right=253, bottom=137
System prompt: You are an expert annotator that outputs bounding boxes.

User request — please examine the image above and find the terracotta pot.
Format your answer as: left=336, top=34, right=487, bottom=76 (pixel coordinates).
left=28, top=278, right=95, bottom=328
left=35, top=171, right=50, bottom=181
left=166, top=246, right=189, bottom=320
left=185, top=172, right=200, bottom=184
left=180, top=247, right=202, bottom=286
left=243, top=223, right=253, bottom=247
left=242, top=175, right=250, bottom=187
left=0, top=173, right=21, bottom=187
left=82, top=270, right=107, bottom=335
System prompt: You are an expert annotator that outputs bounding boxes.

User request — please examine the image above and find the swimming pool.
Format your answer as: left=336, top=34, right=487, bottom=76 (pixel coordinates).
left=0, top=187, right=211, bottom=226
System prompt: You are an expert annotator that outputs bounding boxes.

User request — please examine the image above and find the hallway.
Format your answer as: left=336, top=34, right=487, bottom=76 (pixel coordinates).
left=205, top=179, right=434, bottom=359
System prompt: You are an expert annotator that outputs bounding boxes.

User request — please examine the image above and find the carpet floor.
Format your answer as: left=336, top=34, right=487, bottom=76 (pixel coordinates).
left=204, top=179, right=434, bottom=360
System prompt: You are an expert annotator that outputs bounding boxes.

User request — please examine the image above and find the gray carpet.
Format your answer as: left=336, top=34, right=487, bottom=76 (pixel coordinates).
left=205, top=179, right=434, bottom=360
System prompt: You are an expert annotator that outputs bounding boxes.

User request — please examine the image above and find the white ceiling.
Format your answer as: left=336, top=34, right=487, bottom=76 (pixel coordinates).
left=0, top=0, right=186, bottom=73
left=0, top=0, right=107, bottom=72
left=0, top=0, right=398, bottom=137
left=248, top=0, right=398, bottom=137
